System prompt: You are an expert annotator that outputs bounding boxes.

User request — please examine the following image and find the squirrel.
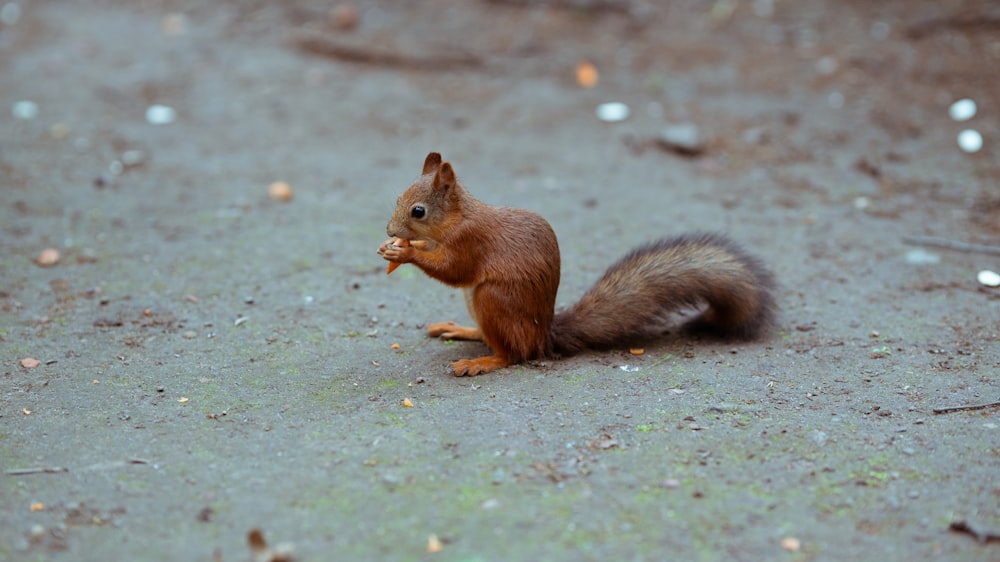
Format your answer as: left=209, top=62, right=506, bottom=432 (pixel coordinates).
left=377, top=152, right=776, bottom=377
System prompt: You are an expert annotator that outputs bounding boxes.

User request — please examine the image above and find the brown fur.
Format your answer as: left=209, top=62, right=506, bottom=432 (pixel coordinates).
left=378, top=153, right=775, bottom=376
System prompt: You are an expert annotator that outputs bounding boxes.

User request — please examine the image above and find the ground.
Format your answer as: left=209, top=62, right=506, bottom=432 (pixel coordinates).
left=2, top=1, right=999, bottom=561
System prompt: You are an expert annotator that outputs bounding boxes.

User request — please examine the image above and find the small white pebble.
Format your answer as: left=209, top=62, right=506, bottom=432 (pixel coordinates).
left=145, top=104, right=176, bottom=125
left=0, top=2, right=21, bottom=26
left=12, top=100, right=37, bottom=120
left=957, top=129, right=983, bottom=153
left=870, top=21, right=891, bottom=41
left=948, top=98, right=977, bottom=122
left=977, top=270, right=1000, bottom=287
left=121, top=150, right=145, bottom=167
left=596, top=102, right=630, bottom=123
left=815, top=56, right=838, bottom=75
left=752, top=0, right=774, bottom=18
left=905, top=249, right=940, bottom=265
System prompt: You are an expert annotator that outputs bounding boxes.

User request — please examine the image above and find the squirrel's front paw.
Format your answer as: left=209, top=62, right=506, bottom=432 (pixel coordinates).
left=378, top=238, right=413, bottom=263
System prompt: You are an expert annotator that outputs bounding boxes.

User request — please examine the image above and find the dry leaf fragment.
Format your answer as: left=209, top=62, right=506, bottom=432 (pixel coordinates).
left=267, top=181, right=294, bottom=202
left=20, top=357, right=41, bottom=368
left=248, top=528, right=296, bottom=562
left=248, top=528, right=268, bottom=552
left=576, top=60, right=599, bottom=88
left=402, top=397, right=414, bottom=408
left=427, top=533, right=443, bottom=553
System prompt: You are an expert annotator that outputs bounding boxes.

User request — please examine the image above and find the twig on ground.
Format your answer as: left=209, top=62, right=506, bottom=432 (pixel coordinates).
left=903, top=236, right=1000, bottom=256
left=949, top=520, right=1000, bottom=544
left=906, top=16, right=1000, bottom=39
left=933, top=397, right=1000, bottom=415
left=5, top=466, right=69, bottom=476
left=6, top=458, right=152, bottom=475
left=293, top=35, right=483, bottom=71
left=483, top=0, right=634, bottom=14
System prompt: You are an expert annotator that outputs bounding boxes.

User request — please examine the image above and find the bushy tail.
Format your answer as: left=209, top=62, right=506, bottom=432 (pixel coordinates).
left=550, top=233, right=775, bottom=355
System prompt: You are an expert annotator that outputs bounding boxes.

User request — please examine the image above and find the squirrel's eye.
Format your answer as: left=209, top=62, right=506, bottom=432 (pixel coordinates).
left=411, top=205, right=426, bottom=219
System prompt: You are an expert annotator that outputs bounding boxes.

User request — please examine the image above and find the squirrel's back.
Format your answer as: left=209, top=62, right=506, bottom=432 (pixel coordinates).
left=551, top=233, right=775, bottom=355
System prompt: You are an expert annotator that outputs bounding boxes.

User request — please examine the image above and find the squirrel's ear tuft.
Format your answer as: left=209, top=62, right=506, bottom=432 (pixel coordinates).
left=422, top=152, right=443, bottom=175
left=433, top=162, right=457, bottom=193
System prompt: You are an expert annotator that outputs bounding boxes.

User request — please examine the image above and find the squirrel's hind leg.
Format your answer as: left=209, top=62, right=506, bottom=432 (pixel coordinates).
left=451, top=355, right=510, bottom=377
left=428, top=321, right=482, bottom=341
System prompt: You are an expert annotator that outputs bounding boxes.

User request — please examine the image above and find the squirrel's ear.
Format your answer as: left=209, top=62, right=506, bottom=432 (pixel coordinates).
left=433, top=162, right=457, bottom=194
left=422, top=152, right=443, bottom=175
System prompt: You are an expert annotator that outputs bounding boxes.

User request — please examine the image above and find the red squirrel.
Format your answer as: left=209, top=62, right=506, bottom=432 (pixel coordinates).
left=378, top=152, right=775, bottom=376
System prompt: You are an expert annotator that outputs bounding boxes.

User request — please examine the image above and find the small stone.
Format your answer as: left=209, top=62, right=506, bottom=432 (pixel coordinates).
left=595, top=102, right=630, bottom=123
left=161, top=13, right=186, bottom=36
left=1, top=2, right=22, bottom=26
left=20, top=357, right=40, bottom=368
left=28, top=524, right=45, bottom=541
left=905, top=249, right=940, bottom=265
left=957, top=129, right=983, bottom=153
left=658, top=123, right=705, bottom=155
left=145, top=104, right=176, bottom=125
left=815, top=56, right=838, bottom=75
left=948, top=98, right=977, bottom=122
left=781, top=537, right=801, bottom=551
left=811, top=430, right=828, bottom=446
left=12, top=100, right=37, bottom=120
left=49, top=122, right=70, bottom=139
left=36, top=248, right=60, bottom=266
left=977, top=270, right=1000, bottom=287
left=121, top=150, right=145, bottom=167
left=870, top=21, right=891, bottom=41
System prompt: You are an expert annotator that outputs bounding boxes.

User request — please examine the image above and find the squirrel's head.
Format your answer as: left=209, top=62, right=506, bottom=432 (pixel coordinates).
left=386, top=152, right=464, bottom=241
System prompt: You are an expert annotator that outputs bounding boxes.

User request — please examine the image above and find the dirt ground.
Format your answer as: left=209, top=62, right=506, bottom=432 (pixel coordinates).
left=2, top=1, right=999, bottom=560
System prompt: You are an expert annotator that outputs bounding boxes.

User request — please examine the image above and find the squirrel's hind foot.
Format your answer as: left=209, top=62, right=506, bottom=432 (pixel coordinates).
left=451, top=355, right=510, bottom=376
